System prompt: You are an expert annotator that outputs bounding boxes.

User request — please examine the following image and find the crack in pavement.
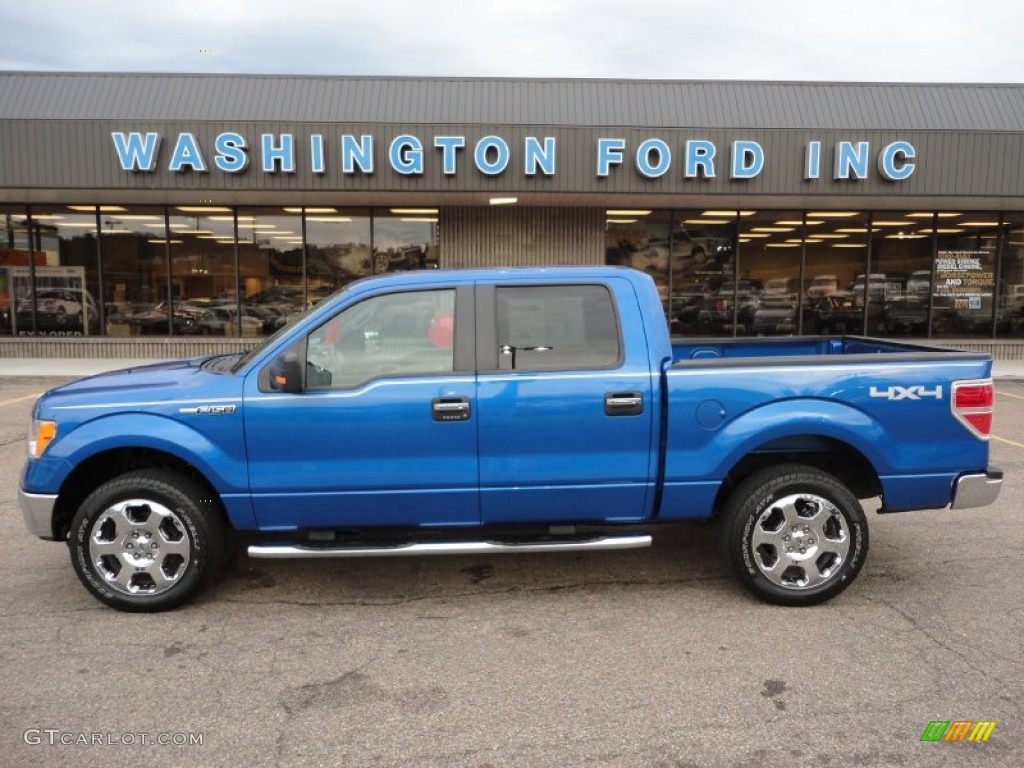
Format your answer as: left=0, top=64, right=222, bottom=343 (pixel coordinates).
left=218, top=575, right=732, bottom=609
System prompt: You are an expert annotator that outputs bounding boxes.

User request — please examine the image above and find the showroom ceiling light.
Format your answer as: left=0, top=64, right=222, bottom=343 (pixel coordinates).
left=490, top=197, right=518, bottom=205
left=606, top=210, right=651, bottom=216
left=176, top=206, right=233, bottom=213
left=68, top=205, right=126, bottom=212
left=390, top=208, right=439, bottom=214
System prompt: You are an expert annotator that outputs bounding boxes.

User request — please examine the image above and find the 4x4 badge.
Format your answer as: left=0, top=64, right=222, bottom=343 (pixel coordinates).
left=868, top=385, right=942, bottom=401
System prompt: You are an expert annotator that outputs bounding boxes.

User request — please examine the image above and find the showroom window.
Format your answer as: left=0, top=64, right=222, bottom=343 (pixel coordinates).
left=605, top=210, right=672, bottom=317
left=997, top=212, right=1024, bottom=338
left=303, top=208, right=372, bottom=299
left=0, top=205, right=30, bottom=336
left=867, top=212, right=933, bottom=337
left=931, top=214, right=1000, bottom=339
left=237, top=208, right=305, bottom=336
left=164, top=208, right=238, bottom=337
left=98, top=205, right=168, bottom=336
left=374, top=208, right=440, bottom=273
left=20, top=206, right=102, bottom=338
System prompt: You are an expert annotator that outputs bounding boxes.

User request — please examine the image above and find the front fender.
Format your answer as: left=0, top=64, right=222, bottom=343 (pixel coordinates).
left=39, top=412, right=249, bottom=494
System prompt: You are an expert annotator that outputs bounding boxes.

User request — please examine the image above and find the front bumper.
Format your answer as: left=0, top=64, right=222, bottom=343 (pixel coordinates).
left=951, top=466, right=1003, bottom=510
left=18, top=487, right=58, bottom=540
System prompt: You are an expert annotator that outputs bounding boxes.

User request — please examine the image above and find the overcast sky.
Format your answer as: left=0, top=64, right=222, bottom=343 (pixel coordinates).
left=0, top=0, right=1021, bottom=82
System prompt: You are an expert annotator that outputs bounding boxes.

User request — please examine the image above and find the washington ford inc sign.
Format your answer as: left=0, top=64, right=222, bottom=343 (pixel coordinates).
left=111, top=132, right=917, bottom=182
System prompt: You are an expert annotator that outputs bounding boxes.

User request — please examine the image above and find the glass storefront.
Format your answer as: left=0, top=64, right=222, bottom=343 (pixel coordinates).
left=4, top=202, right=1023, bottom=340
left=3, top=205, right=442, bottom=338
left=605, top=208, right=1023, bottom=340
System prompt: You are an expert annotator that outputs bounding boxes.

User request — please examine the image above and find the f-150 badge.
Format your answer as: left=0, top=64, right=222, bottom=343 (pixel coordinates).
left=178, top=405, right=237, bottom=415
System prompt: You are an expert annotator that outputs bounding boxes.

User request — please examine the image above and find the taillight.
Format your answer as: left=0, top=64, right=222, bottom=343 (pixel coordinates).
left=952, top=379, right=994, bottom=439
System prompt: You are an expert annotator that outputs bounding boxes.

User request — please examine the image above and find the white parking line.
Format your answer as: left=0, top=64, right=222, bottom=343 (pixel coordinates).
left=0, top=393, right=40, bottom=408
left=992, top=434, right=1024, bottom=450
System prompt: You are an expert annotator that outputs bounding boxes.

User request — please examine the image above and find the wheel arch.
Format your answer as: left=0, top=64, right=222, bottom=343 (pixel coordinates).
left=711, top=434, right=882, bottom=519
left=53, top=447, right=229, bottom=540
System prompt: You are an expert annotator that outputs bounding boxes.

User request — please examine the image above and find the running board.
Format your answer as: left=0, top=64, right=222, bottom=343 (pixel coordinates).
left=248, top=534, right=652, bottom=559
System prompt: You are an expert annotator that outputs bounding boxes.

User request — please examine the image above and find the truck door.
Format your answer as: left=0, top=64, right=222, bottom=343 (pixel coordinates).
left=243, top=285, right=479, bottom=529
left=475, top=279, right=656, bottom=524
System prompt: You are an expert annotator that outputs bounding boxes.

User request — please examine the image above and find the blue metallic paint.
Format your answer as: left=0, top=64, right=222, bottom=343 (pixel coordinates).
left=20, top=267, right=996, bottom=538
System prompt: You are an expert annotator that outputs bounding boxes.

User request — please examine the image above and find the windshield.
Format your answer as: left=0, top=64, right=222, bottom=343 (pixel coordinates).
left=230, top=283, right=352, bottom=373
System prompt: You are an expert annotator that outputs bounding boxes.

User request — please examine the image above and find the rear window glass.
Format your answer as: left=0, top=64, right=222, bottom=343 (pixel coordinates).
left=495, top=285, right=621, bottom=371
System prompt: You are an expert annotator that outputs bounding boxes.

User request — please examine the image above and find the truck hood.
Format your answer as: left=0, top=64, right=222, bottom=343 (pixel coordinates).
left=35, top=356, right=244, bottom=415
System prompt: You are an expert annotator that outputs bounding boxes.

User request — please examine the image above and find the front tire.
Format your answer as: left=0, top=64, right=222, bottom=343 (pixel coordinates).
left=720, top=464, right=868, bottom=606
left=68, top=470, right=227, bottom=612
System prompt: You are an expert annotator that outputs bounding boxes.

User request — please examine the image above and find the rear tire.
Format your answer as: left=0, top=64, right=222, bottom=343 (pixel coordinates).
left=68, top=469, right=227, bottom=612
left=719, top=464, right=868, bottom=606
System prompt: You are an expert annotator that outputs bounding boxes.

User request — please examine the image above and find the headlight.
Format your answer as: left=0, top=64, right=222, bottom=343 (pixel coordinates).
left=28, top=419, right=57, bottom=459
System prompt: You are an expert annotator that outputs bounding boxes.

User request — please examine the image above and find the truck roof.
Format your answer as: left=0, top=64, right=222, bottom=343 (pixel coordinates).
left=345, top=265, right=648, bottom=293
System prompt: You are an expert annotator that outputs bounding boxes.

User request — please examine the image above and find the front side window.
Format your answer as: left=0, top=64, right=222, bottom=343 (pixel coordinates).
left=306, top=289, right=455, bottom=389
left=495, top=285, right=620, bottom=371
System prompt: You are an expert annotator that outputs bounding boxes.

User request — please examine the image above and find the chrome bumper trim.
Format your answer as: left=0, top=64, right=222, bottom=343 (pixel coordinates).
left=951, top=466, right=1003, bottom=510
left=18, top=488, right=58, bottom=540
left=249, top=534, right=652, bottom=559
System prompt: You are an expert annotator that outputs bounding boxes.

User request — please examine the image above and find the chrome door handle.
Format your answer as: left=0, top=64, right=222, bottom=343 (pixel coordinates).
left=605, top=392, right=644, bottom=416
left=432, top=397, right=471, bottom=422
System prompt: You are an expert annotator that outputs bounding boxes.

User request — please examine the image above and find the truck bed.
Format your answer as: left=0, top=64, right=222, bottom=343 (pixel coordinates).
left=661, top=334, right=993, bottom=521
left=671, top=335, right=986, bottom=363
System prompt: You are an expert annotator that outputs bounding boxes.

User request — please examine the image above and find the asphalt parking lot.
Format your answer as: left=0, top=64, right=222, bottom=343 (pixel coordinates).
left=0, top=375, right=1021, bottom=767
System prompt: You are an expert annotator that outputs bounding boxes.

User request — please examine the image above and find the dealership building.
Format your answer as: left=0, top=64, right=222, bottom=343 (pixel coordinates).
left=2, top=71, right=1024, bottom=358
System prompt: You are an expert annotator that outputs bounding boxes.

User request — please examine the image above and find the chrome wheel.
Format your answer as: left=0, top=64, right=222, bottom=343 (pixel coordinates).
left=87, top=498, right=192, bottom=596
left=721, top=464, right=868, bottom=606
left=750, top=493, right=850, bottom=590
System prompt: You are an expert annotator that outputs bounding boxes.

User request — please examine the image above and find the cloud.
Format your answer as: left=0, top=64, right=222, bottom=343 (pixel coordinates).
left=1, top=0, right=1022, bottom=82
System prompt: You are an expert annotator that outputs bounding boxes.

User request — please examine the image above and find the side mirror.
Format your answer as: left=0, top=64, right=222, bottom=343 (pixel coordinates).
left=271, top=350, right=303, bottom=393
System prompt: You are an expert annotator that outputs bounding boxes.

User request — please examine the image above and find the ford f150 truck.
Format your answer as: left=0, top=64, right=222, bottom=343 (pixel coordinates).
left=18, top=267, right=1002, bottom=611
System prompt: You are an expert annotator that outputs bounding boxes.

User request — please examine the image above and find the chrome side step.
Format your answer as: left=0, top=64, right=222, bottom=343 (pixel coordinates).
left=248, top=534, right=652, bottom=559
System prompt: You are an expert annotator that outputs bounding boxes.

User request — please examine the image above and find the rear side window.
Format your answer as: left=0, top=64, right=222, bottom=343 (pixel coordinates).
left=495, top=285, right=621, bottom=371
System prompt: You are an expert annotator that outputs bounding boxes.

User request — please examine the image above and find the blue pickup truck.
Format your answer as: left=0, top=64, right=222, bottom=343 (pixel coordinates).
left=19, top=267, right=1002, bottom=611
